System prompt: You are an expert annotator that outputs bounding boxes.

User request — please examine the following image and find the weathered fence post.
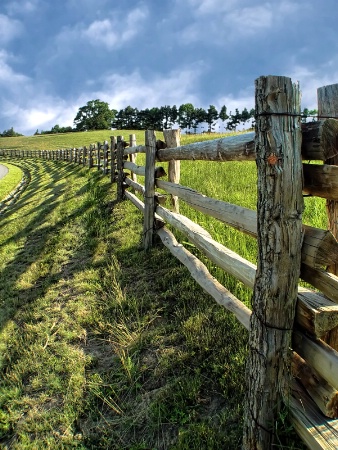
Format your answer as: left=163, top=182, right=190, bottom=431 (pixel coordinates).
left=97, top=142, right=101, bottom=171
left=103, top=141, right=108, bottom=174
left=163, top=129, right=181, bottom=213
left=88, top=144, right=94, bottom=168
left=317, top=83, right=338, bottom=351
left=243, top=76, right=304, bottom=449
left=129, top=134, right=137, bottom=187
left=116, top=136, right=125, bottom=201
left=143, top=129, right=157, bottom=250
left=110, top=136, right=117, bottom=183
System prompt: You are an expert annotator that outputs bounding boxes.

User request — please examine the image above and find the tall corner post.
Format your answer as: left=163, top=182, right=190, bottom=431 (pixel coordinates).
left=163, top=129, right=181, bottom=213
left=318, top=83, right=338, bottom=350
left=116, top=136, right=125, bottom=201
left=143, top=129, right=157, bottom=250
left=243, top=76, right=304, bottom=449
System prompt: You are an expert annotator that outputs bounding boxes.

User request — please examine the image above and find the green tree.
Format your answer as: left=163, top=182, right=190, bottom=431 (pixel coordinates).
left=1, top=127, right=23, bottom=137
left=178, top=103, right=195, bottom=131
left=192, top=107, right=207, bottom=133
left=205, top=105, right=218, bottom=133
left=73, top=99, right=116, bottom=131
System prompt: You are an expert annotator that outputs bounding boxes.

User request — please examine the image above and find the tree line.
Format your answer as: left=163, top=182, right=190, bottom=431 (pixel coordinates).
left=0, top=127, right=23, bottom=137
left=1, top=100, right=319, bottom=137
left=34, top=99, right=255, bottom=135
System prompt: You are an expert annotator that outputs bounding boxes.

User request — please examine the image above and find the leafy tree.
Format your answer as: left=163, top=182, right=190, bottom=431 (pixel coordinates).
left=178, top=103, right=196, bottom=131
left=205, top=105, right=218, bottom=132
left=73, top=99, right=116, bottom=131
left=301, top=108, right=318, bottom=123
left=240, top=107, right=250, bottom=125
left=192, top=107, right=207, bottom=133
left=1, top=127, right=23, bottom=137
left=227, top=109, right=241, bottom=131
left=112, top=106, right=139, bottom=129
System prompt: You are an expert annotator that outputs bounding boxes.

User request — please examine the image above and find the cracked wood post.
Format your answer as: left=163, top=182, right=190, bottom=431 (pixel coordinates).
left=116, top=136, right=125, bottom=202
left=163, top=129, right=181, bottom=213
left=243, top=76, right=304, bottom=449
left=318, top=83, right=338, bottom=351
left=143, top=130, right=156, bottom=250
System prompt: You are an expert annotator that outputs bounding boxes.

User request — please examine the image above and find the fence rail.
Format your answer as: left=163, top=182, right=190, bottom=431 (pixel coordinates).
left=1, top=75, right=338, bottom=449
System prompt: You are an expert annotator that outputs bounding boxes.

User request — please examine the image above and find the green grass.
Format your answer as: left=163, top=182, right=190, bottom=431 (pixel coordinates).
left=0, top=130, right=320, bottom=449
left=0, top=163, right=23, bottom=201
left=0, top=129, right=244, bottom=151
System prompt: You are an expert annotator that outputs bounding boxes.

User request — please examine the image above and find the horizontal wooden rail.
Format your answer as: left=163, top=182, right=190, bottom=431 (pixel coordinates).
left=303, top=164, right=338, bottom=200
left=301, top=265, right=338, bottom=304
left=155, top=204, right=338, bottom=338
left=126, top=188, right=338, bottom=423
left=293, top=330, right=338, bottom=391
left=124, top=161, right=146, bottom=176
left=155, top=180, right=338, bottom=269
left=290, top=381, right=338, bottom=448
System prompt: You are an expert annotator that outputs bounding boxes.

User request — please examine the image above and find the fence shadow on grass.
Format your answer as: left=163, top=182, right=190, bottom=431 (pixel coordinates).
left=0, top=158, right=107, bottom=334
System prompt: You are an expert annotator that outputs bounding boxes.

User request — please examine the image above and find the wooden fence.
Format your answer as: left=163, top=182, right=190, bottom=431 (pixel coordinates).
left=1, top=75, right=338, bottom=449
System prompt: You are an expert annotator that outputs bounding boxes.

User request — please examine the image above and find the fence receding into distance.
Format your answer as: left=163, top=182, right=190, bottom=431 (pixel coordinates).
left=1, top=76, right=338, bottom=449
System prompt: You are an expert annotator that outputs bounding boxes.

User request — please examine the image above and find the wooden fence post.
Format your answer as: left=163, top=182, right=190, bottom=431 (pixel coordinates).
left=318, top=83, right=338, bottom=351
left=163, top=129, right=181, bottom=212
left=97, top=142, right=101, bottom=171
left=110, top=136, right=117, bottom=183
left=88, top=144, right=93, bottom=168
left=143, top=130, right=157, bottom=250
left=116, top=136, right=125, bottom=201
left=103, top=141, right=108, bottom=174
left=129, top=134, right=137, bottom=186
left=243, top=76, right=304, bottom=449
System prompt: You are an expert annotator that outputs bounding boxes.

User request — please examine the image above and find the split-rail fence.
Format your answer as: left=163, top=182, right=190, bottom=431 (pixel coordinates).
left=1, top=75, right=338, bottom=449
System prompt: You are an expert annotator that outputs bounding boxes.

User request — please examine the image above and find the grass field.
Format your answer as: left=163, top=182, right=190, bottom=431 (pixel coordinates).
left=0, top=130, right=322, bottom=449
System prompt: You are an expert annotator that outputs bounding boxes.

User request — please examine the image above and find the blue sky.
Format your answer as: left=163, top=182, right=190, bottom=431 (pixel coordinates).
left=1, top=0, right=338, bottom=135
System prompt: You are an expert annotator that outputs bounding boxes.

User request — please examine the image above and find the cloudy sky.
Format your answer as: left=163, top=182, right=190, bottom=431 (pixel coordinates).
left=1, top=0, right=338, bottom=135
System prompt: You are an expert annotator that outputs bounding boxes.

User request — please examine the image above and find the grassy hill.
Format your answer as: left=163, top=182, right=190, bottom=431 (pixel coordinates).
left=0, top=130, right=315, bottom=449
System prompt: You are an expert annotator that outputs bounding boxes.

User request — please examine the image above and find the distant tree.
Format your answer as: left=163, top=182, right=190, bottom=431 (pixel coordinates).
left=240, top=107, right=250, bottom=125
left=192, top=107, right=207, bottom=133
left=1, top=127, right=23, bottom=137
left=301, top=108, right=318, bottom=123
left=112, top=106, right=139, bottom=129
left=73, top=99, right=116, bottom=131
left=219, top=105, right=229, bottom=125
left=205, top=105, right=218, bottom=132
left=146, top=107, right=163, bottom=130
left=227, top=109, right=241, bottom=131
left=178, top=103, right=195, bottom=131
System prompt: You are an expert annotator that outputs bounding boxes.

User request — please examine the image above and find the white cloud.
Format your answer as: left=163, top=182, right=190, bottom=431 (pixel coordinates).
left=0, top=14, right=23, bottom=44
left=56, top=6, right=149, bottom=52
left=180, top=0, right=302, bottom=43
left=6, top=0, right=41, bottom=15
left=0, top=50, right=29, bottom=88
left=80, top=67, right=203, bottom=111
left=289, top=64, right=338, bottom=110
left=0, top=61, right=203, bottom=135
